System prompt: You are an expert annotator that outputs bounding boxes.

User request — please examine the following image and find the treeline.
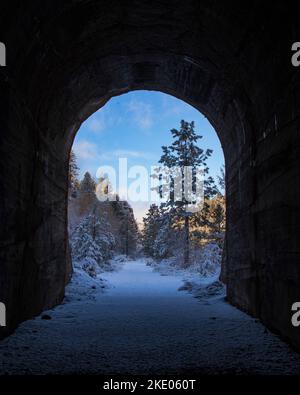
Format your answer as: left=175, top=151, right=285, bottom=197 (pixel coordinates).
left=68, top=158, right=139, bottom=277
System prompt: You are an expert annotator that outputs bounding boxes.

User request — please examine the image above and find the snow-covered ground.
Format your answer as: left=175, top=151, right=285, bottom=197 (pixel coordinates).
left=147, top=241, right=223, bottom=278
left=1, top=258, right=300, bottom=375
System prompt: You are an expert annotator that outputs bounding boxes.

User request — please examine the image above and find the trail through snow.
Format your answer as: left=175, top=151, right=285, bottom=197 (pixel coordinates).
left=1, top=258, right=300, bottom=375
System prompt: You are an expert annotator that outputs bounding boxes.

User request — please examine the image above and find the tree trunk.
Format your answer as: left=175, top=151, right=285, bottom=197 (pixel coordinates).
left=183, top=215, right=190, bottom=267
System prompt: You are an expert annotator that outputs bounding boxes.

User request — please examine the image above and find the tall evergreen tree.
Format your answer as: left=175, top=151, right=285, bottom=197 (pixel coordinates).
left=155, top=120, right=216, bottom=267
left=142, top=204, right=160, bottom=257
left=112, top=200, right=138, bottom=257
left=217, top=165, right=225, bottom=194
left=80, top=171, right=96, bottom=193
left=69, top=150, right=80, bottom=196
left=210, top=201, right=225, bottom=235
left=70, top=211, right=115, bottom=277
left=119, top=204, right=138, bottom=257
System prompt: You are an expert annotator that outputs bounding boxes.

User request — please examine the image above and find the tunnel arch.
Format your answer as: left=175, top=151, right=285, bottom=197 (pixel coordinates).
left=0, top=1, right=299, bottom=349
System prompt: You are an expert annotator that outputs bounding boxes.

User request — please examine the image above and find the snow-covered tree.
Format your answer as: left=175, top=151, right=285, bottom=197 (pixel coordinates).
left=119, top=204, right=138, bottom=257
left=217, top=165, right=225, bottom=195
left=152, top=209, right=178, bottom=260
left=142, top=205, right=182, bottom=260
left=191, top=193, right=226, bottom=247
left=69, top=150, right=80, bottom=197
left=210, top=200, right=225, bottom=235
left=112, top=199, right=139, bottom=257
left=70, top=211, right=116, bottom=277
left=155, top=120, right=217, bottom=266
left=142, top=204, right=160, bottom=257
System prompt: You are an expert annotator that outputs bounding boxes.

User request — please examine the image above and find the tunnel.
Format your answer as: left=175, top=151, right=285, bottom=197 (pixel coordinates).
left=0, top=0, right=300, bottom=350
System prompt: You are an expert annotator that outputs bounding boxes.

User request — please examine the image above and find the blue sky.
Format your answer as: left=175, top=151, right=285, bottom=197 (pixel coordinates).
left=72, top=90, right=224, bottom=223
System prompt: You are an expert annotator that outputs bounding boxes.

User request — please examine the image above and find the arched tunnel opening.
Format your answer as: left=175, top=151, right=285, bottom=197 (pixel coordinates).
left=0, top=0, right=300, bottom=377
left=68, top=89, right=226, bottom=280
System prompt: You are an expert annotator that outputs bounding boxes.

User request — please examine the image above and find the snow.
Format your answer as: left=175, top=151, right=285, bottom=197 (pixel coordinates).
left=147, top=242, right=222, bottom=281
left=1, top=258, right=300, bottom=375
left=70, top=213, right=116, bottom=277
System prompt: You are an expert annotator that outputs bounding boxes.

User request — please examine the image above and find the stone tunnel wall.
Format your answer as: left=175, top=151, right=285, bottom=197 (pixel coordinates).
left=0, top=1, right=299, bottom=348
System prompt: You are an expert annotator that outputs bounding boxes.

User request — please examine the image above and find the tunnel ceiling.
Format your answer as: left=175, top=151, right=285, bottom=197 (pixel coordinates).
left=2, top=1, right=297, bottom=157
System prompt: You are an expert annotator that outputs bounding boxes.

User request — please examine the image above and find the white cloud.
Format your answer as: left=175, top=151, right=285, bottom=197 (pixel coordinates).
left=85, top=106, right=124, bottom=134
left=127, top=99, right=153, bottom=130
left=161, top=94, right=191, bottom=117
left=89, top=118, right=104, bottom=132
left=85, top=112, right=106, bottom=133
left=113, top=150, right=150, bottom=159
left=73, top=140, right=99, bottom=160
left=98, top=149, right=153, bottom=161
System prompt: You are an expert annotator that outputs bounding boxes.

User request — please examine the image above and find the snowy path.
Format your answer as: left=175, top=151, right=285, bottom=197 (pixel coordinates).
left=1, top=259, right=300, bottom=375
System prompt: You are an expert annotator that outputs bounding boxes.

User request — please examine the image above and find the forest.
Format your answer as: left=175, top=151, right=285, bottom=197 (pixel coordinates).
left=68, top=120, right=226, bottom=281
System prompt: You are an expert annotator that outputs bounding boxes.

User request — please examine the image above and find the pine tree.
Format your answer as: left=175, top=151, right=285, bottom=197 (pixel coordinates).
left=119, top=203, right=138, bottom=257
left=142, top=204, right=160, bottom=257
left=69, top=150, right=80, bottom=196
left=211, top=203, right=225, bottom=233
left=70, top=211, right=116, bottom=277
left=112, top=199, right=139, bottom=257
left=155, top=120, right=217, bottom=267
left=153, top=208, right=178, bottom=260
left=142, top=204, right=181, bottom=260
left=80, top=171, right=96, bottom=194
left=191, top=192, right=225, bottom=246
left=217, top=165, right=225, bottom=194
